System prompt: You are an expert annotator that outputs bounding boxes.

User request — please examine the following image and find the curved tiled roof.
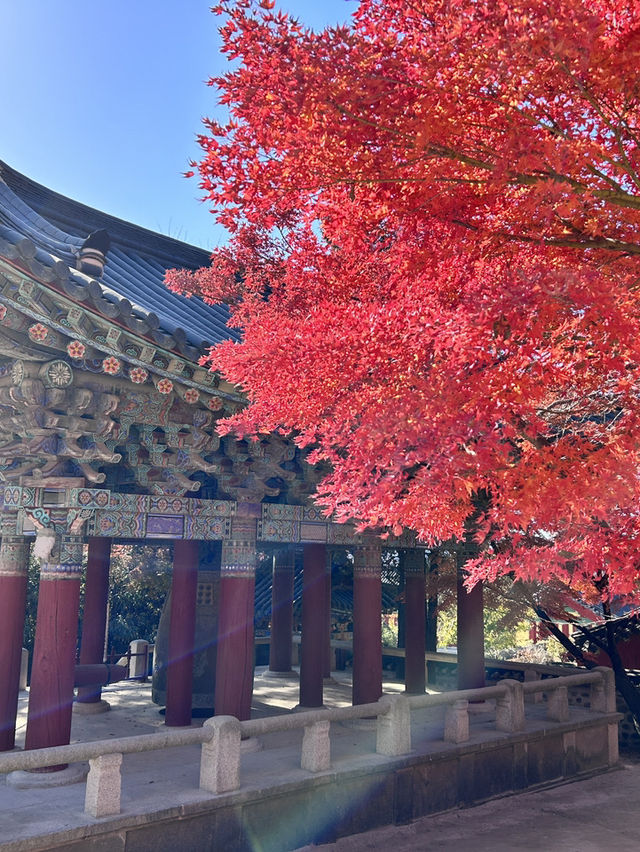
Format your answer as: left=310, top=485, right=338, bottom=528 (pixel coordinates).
left=0, top=160, right=236, bottom=352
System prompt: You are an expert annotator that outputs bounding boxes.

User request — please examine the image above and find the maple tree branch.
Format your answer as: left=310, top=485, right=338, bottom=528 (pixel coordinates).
left=585, top=163, right=629, bottom=194
left=614, top=125, right=640, bottom=191
left=533, top=606, right=595, bottom=667
left=497, top=230, right=640, bottom=254
left=550, top=51, right=621, bottom=134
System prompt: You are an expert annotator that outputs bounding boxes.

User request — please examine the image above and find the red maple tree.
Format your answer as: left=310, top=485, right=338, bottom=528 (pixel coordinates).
left=167, top=0, right=640, bottom=599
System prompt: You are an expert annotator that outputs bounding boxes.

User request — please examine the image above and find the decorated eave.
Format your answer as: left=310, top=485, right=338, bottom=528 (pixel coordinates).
left=0, top=161, right=328, bottom=504
left=0, top=484, right=421, bottom=548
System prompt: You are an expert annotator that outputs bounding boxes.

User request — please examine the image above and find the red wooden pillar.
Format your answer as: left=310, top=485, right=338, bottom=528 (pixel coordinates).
left=299, top=542, right=326, bottom=708
left=165, top=539, right=199, bottom=726
left=215, top=509, right=258, bottom=721
left=323, top=550, right=332, bottom=679
left=0, top=526, right=30, bottom=751
left=426, top=552, right=439, bottom=653
left=76, top=537, right=111, bottom=708
left=352, top=543, right=382, bottom=706
left=268, top=546, right=295, bottom=675
left=457, top=560, right=485, bottom=691
left=25, top=532, right=84, bottom=764
left=402, top=549, right=426, bottom=694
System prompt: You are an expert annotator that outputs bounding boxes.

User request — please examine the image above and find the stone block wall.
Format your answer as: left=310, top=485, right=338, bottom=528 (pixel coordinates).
left=27, top=712, right=617, bottom=852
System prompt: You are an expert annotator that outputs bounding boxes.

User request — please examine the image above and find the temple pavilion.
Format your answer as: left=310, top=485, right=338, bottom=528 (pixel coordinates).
left=0, top=161, right=484, bottom=766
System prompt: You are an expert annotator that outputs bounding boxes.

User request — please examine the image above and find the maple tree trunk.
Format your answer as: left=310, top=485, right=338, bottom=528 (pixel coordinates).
left=601, top=601, right=640, bottom=731
left=534, top=606, right=640, bottom=732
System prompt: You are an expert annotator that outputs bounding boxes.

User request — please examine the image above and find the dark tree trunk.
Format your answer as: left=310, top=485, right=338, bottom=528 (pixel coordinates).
left=534, top=605, right=640, bottom=730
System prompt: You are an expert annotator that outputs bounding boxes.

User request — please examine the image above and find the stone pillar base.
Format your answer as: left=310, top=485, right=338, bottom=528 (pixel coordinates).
left=293, top=703, right=327, bottom=712
left=261, top=669, right=299, bottom=680
left=73, top=699, right=111, bottom=715
left=7, top=763, right=88, bottom=788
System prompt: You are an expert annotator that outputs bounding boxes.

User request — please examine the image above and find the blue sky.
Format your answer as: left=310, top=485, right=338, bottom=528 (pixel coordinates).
left=0, top=1, right=355, bottom=250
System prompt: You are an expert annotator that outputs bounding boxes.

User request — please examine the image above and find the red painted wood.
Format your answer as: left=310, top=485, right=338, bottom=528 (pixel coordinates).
left=25, top=576, right=81, bottom=759
left=405, top=569, right=426, bottom=694
left=0, top=574, right=28, bottom=751
left=76, top=537, right=111, bottom=704
left=352, top=569, right=383, bottom=706
left=269, top=548, right=294, bottom=673
left=323, top=561, right=332, bottom=679
left=299, top=543, right=325, bottom=707
left=215, top=573, right=256, bottom=720
left=457, top=572, right=485, bottom=690
left=165, top=540, right=199, bottom=726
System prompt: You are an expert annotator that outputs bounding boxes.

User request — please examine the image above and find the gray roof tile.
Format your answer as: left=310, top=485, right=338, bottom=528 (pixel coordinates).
left=0, top=160, right=236, bottom=351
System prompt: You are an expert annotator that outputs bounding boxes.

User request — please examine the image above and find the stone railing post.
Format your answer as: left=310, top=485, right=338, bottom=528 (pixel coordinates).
left=495, top=679, right=525, bottom=733
left=301, top=720, right=331, bottom=772
left=589, top=667, right=620, bottom=766
left=129, top=639, right=149, bottom=679
left=85, top=752, right=122, bottom=817
left=376, top=694, right=412, bottom=756
left=524, top=669, right=542, bottom=703
left=547, top=685, right=569, bottom=722
left=591, top=667, right=616, bottom=714
left=199, top=716, right=242, bottom=794
left=444, top=699, right=469, bottom=743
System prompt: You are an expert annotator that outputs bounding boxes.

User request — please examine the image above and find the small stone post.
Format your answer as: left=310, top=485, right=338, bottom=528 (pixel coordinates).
left=301, top=720, right=331, bottom=772
left=200, top=716, right=242, bottom=794
left=591, top=667, right=616, bottom=714
left=495, top=679, right=525, bottom=733
left=444, top=699, right=469, bottom=743
left=85, top=752, right=122, bottom=817
left=591, top=667, right=619, bottom=766
left=547, top=685, right=569, bottom=722
left=376, top=694, right=412, bottom=756
left=129, top=639, right=149, bottom=679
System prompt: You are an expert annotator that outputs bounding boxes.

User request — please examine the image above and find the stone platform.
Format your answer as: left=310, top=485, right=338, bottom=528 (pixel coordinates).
left=0, top=668, right=624, bottom=852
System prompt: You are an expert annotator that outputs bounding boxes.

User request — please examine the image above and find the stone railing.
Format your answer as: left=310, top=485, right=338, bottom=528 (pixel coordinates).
left=0, top=668, right=616, bottom=821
